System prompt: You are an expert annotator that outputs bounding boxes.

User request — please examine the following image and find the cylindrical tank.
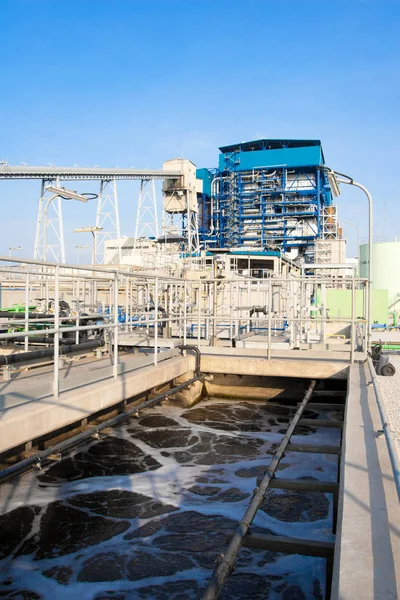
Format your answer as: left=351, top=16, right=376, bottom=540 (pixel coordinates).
left=359, top=240, right=400, bottom=300
left=271, top=285, right=281, bottom=313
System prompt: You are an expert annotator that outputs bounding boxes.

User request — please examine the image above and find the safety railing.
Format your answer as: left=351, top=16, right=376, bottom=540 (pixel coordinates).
left=0, top=256, right=369, bottom=400
left=367, top=356, right=400, bottom=502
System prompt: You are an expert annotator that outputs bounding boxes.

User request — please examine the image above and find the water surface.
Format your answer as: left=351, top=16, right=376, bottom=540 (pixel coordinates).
left=0, top=397, right=341, bottom=599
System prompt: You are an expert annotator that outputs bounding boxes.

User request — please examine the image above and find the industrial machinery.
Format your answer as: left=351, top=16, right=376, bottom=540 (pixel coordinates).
left=197, top=139, right=336, bottom=261
left=371, top=343, right=396, bottom=376
left=0, top=299, right=103, bottom=345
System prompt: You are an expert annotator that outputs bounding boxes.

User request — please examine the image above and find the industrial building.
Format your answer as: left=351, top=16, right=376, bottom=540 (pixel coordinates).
left=105, top=139, right=344, bottom=276
left=196, top=139, right=338, bottom=262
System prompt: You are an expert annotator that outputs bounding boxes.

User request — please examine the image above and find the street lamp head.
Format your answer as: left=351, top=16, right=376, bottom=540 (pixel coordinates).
left=74, top=227, right=103, bottom=233
left=325, top=170, right=341, bottom=198
left=46, top=185, right=89, bottom=202
left=317, top=166, right=342, bottom=198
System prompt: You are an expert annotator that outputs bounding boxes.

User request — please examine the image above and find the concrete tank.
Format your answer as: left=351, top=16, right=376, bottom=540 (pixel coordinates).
left=359, top=240, right=400, bottom=305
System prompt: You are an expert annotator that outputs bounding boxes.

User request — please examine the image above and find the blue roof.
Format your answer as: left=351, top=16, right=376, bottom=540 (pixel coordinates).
left=219, top=138, right=325, bottom=164
left=219, top=139, right=322, bottom=153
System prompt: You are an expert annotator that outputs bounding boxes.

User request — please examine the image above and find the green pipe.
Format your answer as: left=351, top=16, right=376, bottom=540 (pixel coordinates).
left=381, top=344, right=400, bottom=350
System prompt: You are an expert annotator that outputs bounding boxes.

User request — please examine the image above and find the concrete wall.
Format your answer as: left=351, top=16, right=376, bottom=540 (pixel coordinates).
left=0, top=354, right=194, bottom=455
left=200, top=350, right=349, bottom=380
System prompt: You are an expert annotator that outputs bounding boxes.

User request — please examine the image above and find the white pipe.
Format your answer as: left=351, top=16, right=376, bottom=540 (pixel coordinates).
left=337, top=177, right=373, bottom=345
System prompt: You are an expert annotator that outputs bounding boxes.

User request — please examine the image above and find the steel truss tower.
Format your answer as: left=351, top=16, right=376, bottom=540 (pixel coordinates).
left=95, top=178, right=121, bottom=264
left=134, top=179, right=159, bottom=249
left=34, top=178, right=66, bottom=263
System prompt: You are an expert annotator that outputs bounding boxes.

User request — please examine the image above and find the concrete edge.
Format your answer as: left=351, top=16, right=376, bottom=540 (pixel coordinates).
left=0, top=354, right=194, bottom=455
left=330, top=364, right=350, bottom=598
left=201, top=354, right=349, bottom=380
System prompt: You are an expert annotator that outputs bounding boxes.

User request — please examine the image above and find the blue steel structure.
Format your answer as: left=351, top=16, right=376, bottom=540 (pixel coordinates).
left=197, top=139, right=334, bottom=258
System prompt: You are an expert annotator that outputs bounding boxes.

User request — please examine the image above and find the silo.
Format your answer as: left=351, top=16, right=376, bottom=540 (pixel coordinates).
left=359, top=240, right=400, bottom=309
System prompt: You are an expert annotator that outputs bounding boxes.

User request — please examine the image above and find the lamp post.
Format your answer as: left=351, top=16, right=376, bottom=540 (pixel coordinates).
left=74, top=227, right=103, bottom=265
left=75, top=244, right=90, bottom=265
left=43, top=186, right=89, bottom=261
left=322, top=168, right=373, bottom=345
left=9, top=245, right=22, bottom=257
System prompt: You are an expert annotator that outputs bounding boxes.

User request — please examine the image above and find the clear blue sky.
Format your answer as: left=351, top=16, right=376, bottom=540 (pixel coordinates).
left=1, top=0, right=399, bottom=261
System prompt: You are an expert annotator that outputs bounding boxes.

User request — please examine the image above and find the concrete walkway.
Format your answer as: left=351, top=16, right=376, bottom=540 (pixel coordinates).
left=0, top=349, right=177, bottom=410
left=332, top=361, right=400, bottom=600
left=0, top=350, right=194, bottom=454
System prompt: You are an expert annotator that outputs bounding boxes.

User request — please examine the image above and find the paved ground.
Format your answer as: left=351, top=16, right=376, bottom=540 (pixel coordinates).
left=378, top=354, right=400, bottom=454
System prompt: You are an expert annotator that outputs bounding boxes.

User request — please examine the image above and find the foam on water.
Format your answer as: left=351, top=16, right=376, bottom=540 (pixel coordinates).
left=0, top=396, right=339, bottom=599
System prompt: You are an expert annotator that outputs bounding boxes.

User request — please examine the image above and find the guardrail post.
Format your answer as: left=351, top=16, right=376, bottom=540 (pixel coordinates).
left=113, top=271, right=119, bottom=379
left=267, top=278, right=272, bottom=360
left=212, top=275, right=217, bottom=346
left=198, top=281, right=201, bottom=348
left=154, top=277, right=158, bottom=366
left=235, top=280, right=239, bottom=339
left=350, top=277, right=356, bottom=363
left=247, top=279, right=251, bottom=333
left=125, top=275, right=129, bottom=332
left=130, top=278, right=133, bottom=332
left=53, top=265, right=60, bottom=398
left=183, top=280, right=187, bottom=346
left=24, top=272, right=29, bottom=352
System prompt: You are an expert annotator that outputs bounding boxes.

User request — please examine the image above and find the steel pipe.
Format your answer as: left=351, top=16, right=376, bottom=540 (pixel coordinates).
left=177, top=344, right=201, bottom=376
left=367, top=356, right=400, bottom=502
left=0, top=374, right=201, bottom=484
left=0, top=338, right=104, bottom=366
left=201, top=379, right=316, bottom=600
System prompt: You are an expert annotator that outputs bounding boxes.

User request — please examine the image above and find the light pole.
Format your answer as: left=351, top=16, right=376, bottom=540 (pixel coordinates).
left=75, top=244, right=90, bottom=265
left=322, top=167, right=373, bottom=345
left=74, top=227, right=103, bottom=265
left=43, top=186, right=89, bottom=261
left=9, top=245, right=22, bottom=257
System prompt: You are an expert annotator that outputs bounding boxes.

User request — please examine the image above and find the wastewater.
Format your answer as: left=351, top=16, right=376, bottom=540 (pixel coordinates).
left=0, top=395, right=341, bottom=600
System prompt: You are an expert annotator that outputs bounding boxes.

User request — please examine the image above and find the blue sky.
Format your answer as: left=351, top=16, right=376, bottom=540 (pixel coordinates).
left=0, top=0, right=399, bottom=261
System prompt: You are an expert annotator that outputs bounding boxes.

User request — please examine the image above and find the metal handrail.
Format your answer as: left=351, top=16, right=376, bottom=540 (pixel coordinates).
left=0, top=372, right=201, bottom=485
left=0, top=257, right=369, bottom=401
left=367, top=356, right=400, bottom=502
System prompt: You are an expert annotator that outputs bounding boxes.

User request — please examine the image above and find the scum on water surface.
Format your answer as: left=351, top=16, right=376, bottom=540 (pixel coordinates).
left=0, top=397, right=341, bottom=600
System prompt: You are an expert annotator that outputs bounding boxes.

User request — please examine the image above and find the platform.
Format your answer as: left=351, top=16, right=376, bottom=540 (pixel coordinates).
left=331, top=361, right=400, bottom=599
left=0, top=350, right=194, bottom=454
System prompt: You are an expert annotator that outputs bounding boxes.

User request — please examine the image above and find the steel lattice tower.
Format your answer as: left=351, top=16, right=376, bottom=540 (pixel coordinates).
left=95, top=179, right=121, bottom=264
left=134, top=179, right=159, bottom=249
left=34, top=178, right=66, bottom=263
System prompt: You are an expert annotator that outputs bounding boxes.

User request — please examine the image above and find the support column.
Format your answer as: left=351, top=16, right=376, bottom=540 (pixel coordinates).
left=33, top=178, right=66, bottom=263
left=134, top=179, right=159, bottom=248
left=96, top=178, right=121, bottom=264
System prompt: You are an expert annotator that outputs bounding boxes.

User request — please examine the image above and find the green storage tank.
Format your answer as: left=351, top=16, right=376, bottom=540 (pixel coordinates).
left=360, top=240, right=400, bottom=309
